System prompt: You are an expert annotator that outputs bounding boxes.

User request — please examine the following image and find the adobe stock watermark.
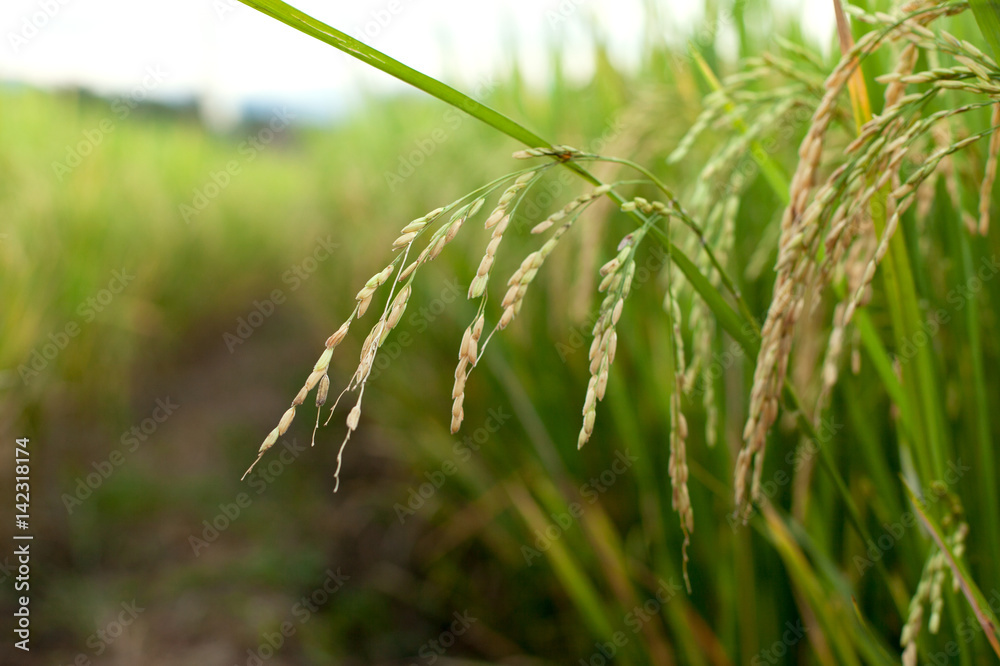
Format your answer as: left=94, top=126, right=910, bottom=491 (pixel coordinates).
left=180, top=107, right=296, bottom=224
left=17, top=268, right=135, bottom=385
left=894, top=254, right=1000, bottom=365
left=556, top=243, right=667, bottom=361
left=384, top=75, right=498, bottom=191
left=545, top=0, right=588, bottom=27
left=189, top=438, right=308, bottom=556
left=578, top=578, right=682, bottom=666
left=62, top=397, right=180, bottom=514
left=669, top=0, right=749, bottom=68
left=407, top=610, right=477, bottom=665
left=728, top=415, right=844, bottom=528
left=704, top=101, right=813, bottom=204
left=750, top=620, right=808, bottom=665
left=689, top=321, right=759, bottom=398
left=366, top=278, right=465, bottom=382
left=51, top=65, right=170, bottom=181
left=0, top=555, right=16, bottom=586
left=349, top=0, right=414, bottom=43
left=223, top=236, right=339, bottom=352
left=853, top=458, right=971, bottom=576
left=8, top=0, right=74, bottom=53
left=211, top=0, right=245, bottom=20
left=55, top=599, right=145, bottom=665
left=212, top=0, right=415, bottom=35
left=393, top=406, right=513, bottom=523
left=238, top=567, right=349, bottom=666
left=521, top=449, right=638, bottom=565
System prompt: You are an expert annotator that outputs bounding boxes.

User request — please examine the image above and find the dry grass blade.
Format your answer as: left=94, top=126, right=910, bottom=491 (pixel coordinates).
left=834, top=0, right=872, bottom=128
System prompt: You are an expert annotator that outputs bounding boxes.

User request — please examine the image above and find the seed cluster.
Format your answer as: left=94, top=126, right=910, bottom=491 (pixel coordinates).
left=737, top=54, right=851, bottom=503
left=665, top=261, right=693, bottom=591
left=900, top=494, right=968, bottom=666
left=686, top=300, right=718, bottom=448
left=578, top=233, right=633, bottom=449
left=250, top=163, right=630, bottom=487
left=402, top=201, right=482, bottom=283
left=242, top=202, right=463, bottom=485
left=736, top=1, right=1000, bottom=519
left=469, top=173, right=534, bottom=299
left=355, top=264, right=395, bottom=318
left=495, top=186, right=612, bottom=331
left=450, top=171, right=597, bottom=435
left=450, top=314, right=484, bottom=433
left=242, top=322, right=348, bottom=480
left=817, top=41, right=921, bottom=406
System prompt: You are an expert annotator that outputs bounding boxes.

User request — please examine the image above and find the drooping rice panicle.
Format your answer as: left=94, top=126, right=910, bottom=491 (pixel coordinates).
left=328, top=253, right=422, bottom=490
left=577, top=231, right=636, bottom=449
left=667, top=99, right=726, bottom=165
left=758, top=52, right=826, bottom=94
left=900, top=490, right=969, bottom=664
left=460, top=178, right=611, bottom=423
left=686, top=298, right=718, bottom=448
left=449, top=172, right=549, bottom=432
left=450, top=313, right=483, bottom=433
left=775, top=34, right=828, bottom=72
left=245, top=159, right=597, bottom=487
left=700, top=98, right=799, bottom=182
left=245, top=199, right=472, bottom=483
left=734, top=0, right=1000, bottom=517
left=841, top=127, right=998, bottom=331
left=242, top=317, right=351, bottom=480
left=459, top=169, right=549, bottom=348
left=816, top=40, right=920, bottom=404
left=237, top=9, right=1000, bottom=634
left=663, top=243, right=693, bottom=592
left=735, top=39, right=863, bottom=517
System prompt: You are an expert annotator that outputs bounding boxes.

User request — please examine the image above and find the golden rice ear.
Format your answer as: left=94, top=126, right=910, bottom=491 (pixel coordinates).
left=737, top=41, right=857, bottom=515
left=242, top=138, right=690, bottom=533
left=577, top=225, right=646, bottom=450
left=664, top=245, right=693, bottom=591
left=732, top=0, right=999, bottom=518
left=241, top=199, right=417, bottom=474
left=450, top=314, right=483, bottom=435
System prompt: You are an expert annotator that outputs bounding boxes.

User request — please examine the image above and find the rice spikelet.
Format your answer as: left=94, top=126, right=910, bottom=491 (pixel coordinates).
left=578, top=225, right=643, bottom=449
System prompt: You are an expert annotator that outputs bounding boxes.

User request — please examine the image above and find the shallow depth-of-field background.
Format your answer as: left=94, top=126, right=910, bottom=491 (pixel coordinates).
left=3, top=1, right=1000, bottom=664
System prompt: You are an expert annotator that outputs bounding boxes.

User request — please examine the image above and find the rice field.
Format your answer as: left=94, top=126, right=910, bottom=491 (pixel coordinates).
left=4, top=0, right=1000, bottom=663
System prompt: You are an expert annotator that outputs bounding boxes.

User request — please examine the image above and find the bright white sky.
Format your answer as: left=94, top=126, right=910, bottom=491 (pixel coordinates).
left=0, top=0, right=831, bottom=126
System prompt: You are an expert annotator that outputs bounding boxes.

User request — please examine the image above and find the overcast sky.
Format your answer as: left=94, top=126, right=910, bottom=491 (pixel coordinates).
left=0, top=0, right=831, bottom=126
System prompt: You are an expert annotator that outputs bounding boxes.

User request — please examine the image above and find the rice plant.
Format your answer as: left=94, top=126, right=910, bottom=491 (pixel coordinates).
left=236, top=0, right=1000, bottom=662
